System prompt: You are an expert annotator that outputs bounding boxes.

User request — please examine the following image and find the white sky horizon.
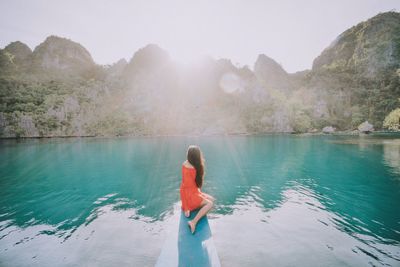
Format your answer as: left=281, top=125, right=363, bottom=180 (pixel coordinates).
left=0, top=0, right=399, bottom=73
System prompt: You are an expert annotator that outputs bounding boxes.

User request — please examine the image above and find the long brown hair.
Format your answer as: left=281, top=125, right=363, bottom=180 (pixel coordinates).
left=187, top=145, right=205, bottom=188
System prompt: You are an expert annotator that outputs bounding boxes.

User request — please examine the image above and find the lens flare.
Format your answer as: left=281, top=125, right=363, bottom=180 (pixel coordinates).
left=219, top=72, right=243, bottom=94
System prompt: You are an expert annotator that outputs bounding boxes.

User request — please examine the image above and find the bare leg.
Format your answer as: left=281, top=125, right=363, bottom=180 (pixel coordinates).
left=201, top=192, right=215, bottom=202
left=188, top=199, right=213, bottom=234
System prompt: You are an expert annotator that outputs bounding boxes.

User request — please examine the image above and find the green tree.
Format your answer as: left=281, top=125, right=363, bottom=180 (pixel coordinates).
left=383, top=108, right=400, bottom=131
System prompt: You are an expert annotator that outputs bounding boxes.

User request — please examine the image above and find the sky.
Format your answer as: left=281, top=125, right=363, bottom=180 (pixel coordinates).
left=0, top=0, right=399, bottom=73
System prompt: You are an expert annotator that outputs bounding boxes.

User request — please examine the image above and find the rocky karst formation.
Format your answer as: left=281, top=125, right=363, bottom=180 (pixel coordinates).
left=312, top=12, right=400, bottom=77
left=254, top=54, right=292, bottom=94
left=1, top=36, right=99, bottom=80
left=30, top=36, right=95, bottom=72
left=0, top=11, right=399, bottom=137
left=3, top=41, right=32, bottom=67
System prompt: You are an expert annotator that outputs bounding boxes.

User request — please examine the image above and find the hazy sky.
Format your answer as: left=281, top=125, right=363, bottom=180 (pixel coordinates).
left=0, top=0, right=399, bottom=72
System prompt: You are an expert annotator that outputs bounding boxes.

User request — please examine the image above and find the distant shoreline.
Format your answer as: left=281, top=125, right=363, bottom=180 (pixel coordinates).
left=1, top=131, right=399, bottom=140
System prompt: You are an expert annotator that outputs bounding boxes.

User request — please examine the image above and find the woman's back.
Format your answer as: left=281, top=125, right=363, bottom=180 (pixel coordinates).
left=181, top=163, right=198, bottom=189
left=180, top=145, right=214, bottom=234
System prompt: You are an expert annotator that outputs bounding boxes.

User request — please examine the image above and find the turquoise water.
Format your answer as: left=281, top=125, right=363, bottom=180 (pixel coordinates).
left=0, top=135, right=400, bottom=266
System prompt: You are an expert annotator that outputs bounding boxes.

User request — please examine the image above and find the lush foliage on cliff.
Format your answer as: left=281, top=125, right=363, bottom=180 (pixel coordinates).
left=1, top=12, right=400, bottom=137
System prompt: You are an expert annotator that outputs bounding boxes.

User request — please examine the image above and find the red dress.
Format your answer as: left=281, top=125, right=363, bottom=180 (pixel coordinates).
left=180, top=164, right=205, bottom=211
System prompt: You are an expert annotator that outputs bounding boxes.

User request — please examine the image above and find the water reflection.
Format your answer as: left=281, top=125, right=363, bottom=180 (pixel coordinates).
left=383, top=140, right=400, bottom=176
left=1, top=136, right=400, bottom=266
left=0, top=138, right=182, bottom=239
left=0, top=199, right=171, bottom=266
left=213, top=183, right=400, bottom=267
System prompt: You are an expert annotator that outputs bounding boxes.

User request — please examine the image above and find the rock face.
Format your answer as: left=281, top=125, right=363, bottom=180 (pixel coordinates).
left=1, top=11, right=400, bottom=137
left=0, top=50, right=14, bottom=75
left=124, top=44, right=170, bottom=76
left=30, top=35, right=95, bottom=74
left=312, top=12, right=400, bottom=77
left=107, top=58, right=128, bottom=77
left=254, top=54, right=292, bottom=93
left=0, top=42, right=32, bottom=75
left=18, top=114, right=39, bottom=137
left=122, top=44, right=175, bottom=98
left=3, top=41, right=32, bottom=67
left=122, top=44, right=178, bottom=113
left=322, top=126, right=335, bottom=134
left=358, top=121, right=374, bottom=133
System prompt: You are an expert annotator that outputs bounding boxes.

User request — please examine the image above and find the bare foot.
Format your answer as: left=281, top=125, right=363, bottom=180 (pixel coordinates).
left=188, top=220, right=196, bottom=234
left=184, top=210, right=190, bottom=217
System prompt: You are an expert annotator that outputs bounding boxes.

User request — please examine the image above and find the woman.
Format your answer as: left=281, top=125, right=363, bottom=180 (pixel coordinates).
left=180, top=145, right=215, bottom=234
